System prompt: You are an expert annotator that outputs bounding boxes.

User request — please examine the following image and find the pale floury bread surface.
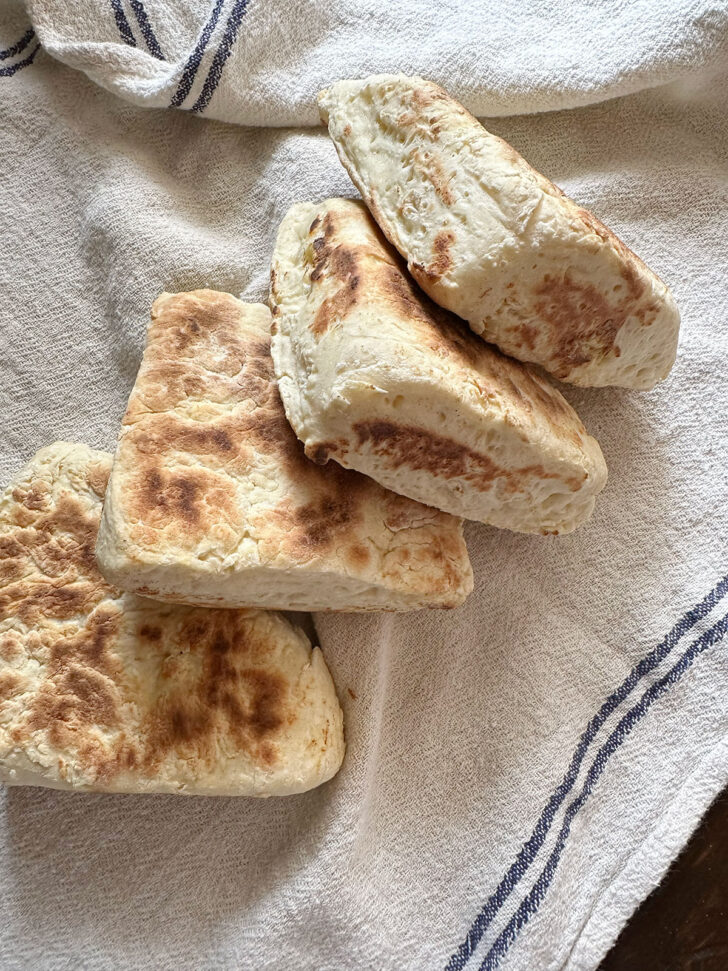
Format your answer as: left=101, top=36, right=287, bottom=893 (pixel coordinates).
left=95, top=291, right=472, bottom=610
left=0, top=443, right=344, bottom=796
left=318, top=75, right=680, bottom=390
left=270, top=198, right=607, bottom=535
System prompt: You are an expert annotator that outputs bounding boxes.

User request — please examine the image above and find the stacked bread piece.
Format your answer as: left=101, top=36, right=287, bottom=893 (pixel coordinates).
left=96, top=291, right=472, bottom=611
left=317, top=75, right=680, bottom=390
left=270, top=198, right=607, bottom=534
left=0, top=76, right=679, bottom=797
left=0, top=444, right=343, bottom=795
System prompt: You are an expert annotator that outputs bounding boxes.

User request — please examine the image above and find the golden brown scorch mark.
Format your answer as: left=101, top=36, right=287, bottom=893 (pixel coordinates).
left=413, top=149, right=455, bottom=206
left=11, top=482, right=50, bottom=511
left=125, top=383, right=321, bottom=543
left=131, top=419, right=236, bottom=460
left=308, top=212, right=361, bottom=336
left=1, top=445, right=297, bottom=786
left=425, top=230, right=456, bottom=279
left=9, top=492, right=100, bottom=573
left=15, top=598, right=292, bottom=781
left=127, top=466, right=238, bottom=541
left=262, top=457, right=388, bottom=570
left=140, top=470, right=202, bottom=526
left=524, top=208, right=660, bottom=374
left=0, top=671, right=23, bottom=702
left=0, top=581, right=100, bottom=626
left=306, top=204, right=484, bottom=374
left=275, top=490, right=361, bottom=558
left=409, top=85, right=451, bottom=112
left=86, top=461, right=111, bottom=498
left=305, top=441, right=342, bottom=466
left=347, top=543, right=371, bottom=568
left=379, top=258, right=485, bottom=368
left=575, top=208, right=650, bottom=289
left=353, top=420, right=563, bottom=495
left=299, top=203, right=587, bottom=452
left=0, top=634, right=22, bottom=663
left=517, top=323, right=540, bottom=353
left=25, top=606, right=124, bottom=752
left=353, top=420, right=500, bottom=489
left=311, top=279, right=360, bottom=337
left=122, top=289, right=335, bottom=538
left=151, top=292, right=246, bottom=353
left=146, top=292, right=273, bottom=384
left=532, top=267, right=654, bottom=374
left=141, top=617, right=289, bottom=773
left=0, top=484, right=114, bottom=625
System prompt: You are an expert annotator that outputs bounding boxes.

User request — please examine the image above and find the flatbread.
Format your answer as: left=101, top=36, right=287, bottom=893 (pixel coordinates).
left=95, top=291, right=472, bottom=610
left=0, top=443, right=344, bottom=796
left=318, top=75, right=680, bottom=390
left=270, top=198, right=607, bottom=535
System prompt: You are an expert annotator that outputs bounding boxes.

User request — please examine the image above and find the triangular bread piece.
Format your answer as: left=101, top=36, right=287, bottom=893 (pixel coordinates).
left=319, top=75, right=680, bottom=390
left=270, top=198, right=607, bottom=535
left=96, top=291, right=472, bottom=610
left=0, top=443, right=344, bottom=795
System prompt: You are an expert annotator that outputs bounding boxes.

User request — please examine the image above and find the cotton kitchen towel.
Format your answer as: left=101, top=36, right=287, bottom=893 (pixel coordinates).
left=21, top=0, right=728, bottom=125
left=1, top=1, right=728, bottom=970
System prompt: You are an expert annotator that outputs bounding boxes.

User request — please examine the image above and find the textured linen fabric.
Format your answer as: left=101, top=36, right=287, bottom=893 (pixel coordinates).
left=21, top=0, right=728, bottom=125
left=1, top=0, right=728, bottom=969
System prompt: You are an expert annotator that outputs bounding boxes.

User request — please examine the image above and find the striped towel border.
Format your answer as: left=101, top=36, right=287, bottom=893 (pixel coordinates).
left=446, top=572, right=728, bottom=970
left=110, top=0, right=164, bottom=59
left=169, top=0, right=250, bottom=113
left=4, top=1, right=249, bottom=112
left=0, top=27, right=40, bottom=77
left=5, top=9, right=724, bottom=964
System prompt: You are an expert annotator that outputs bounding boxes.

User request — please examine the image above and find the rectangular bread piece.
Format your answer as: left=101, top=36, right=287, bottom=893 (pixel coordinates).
left=270, top=198, right=607, bottom=535
left=0, top=443, right=344, bottom=796
left=95, top=291, right=472, bottom=610
left=318, top=75, right=680, bottom=390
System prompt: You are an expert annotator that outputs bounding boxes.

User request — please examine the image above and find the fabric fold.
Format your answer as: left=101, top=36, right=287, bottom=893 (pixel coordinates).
left=23, top=0, right=728, bottom=126
left=1, top=1, right=727, bottom=968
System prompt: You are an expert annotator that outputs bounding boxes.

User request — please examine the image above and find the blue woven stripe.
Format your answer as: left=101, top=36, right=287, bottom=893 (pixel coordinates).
left=110, top=0, right=136, bottom=47
left=478, top=609, right=728, bottom=970
left=129, top=0, right=164, bottom=59
left=0, top=42, right=40, bottom=77
left=0, top=27, right=35, bottom=61
left=446, top=572, right=728, bottom=970
left=190, top=0, right=248, bottom=114
left=169, top=0, right=226, bottom=108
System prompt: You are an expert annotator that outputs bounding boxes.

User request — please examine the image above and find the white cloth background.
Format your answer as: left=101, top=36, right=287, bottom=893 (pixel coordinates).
left=1, top=0, right=728, bottom=969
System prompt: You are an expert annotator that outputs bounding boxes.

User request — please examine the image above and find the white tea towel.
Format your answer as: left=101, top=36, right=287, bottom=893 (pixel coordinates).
left=1, top=1, right=728, bottom=969
left=22, top=0, right=728, bottom=125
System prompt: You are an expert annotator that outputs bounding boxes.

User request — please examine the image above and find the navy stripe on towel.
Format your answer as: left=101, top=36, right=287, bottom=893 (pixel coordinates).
left=447, top=572, right=728, bottom=971
left=129, top=0, right=164, bottom=59
left=110, top=0, right=136, bottom=47
left=0, top=27, right=35, bottom=60
left=170, top=0, right=226, bottom=107
left=478, top=609, right=728, bottom=971
left=0, top=41, right=40, bottom=77
left=190, top=0, right=248, bottom=114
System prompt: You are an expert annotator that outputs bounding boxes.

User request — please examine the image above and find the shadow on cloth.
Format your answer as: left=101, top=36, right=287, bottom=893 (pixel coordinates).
left=4, top=776, right=342, bottom=945
left=466, top=383, right=678, bottom=649
left=328, top=388, right=678, bottom=860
